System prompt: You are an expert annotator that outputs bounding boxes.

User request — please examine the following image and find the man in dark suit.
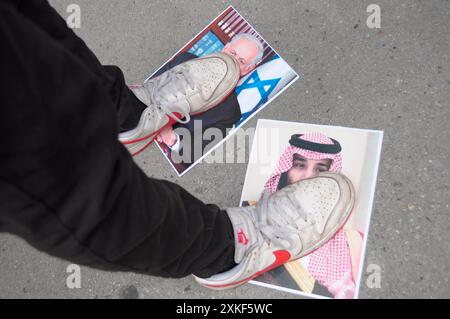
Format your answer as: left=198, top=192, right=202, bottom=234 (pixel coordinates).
left=155, top=34, right=265, bottom=171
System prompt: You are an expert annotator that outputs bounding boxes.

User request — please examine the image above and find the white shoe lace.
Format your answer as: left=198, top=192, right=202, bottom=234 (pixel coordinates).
left=141, top=66, right=196, bottom=124
left=254, top=190, right=314, bottom=252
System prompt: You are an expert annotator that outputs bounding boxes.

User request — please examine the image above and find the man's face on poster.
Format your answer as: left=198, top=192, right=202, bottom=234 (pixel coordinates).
left=222, top=37, right=261, bottom=77
left=287, top=154, right=332, bottom=184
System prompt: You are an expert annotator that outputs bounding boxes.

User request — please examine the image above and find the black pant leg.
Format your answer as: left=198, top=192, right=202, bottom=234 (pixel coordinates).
left=10, top=0, right=145, bottom=131
left=0, top=2, right=235, bottom=278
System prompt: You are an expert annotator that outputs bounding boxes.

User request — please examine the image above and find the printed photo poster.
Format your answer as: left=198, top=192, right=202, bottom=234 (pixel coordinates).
left=147, top=6, right=299, bottom=176
left=240, top=119, right=383, bottom=299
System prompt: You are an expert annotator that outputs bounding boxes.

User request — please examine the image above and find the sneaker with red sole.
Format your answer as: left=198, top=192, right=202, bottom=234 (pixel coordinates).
left=194, top=172, right=355, bottom=290
left=118, top=106, right=186, bottom=156
left=119, top=52, right=240, bottom=156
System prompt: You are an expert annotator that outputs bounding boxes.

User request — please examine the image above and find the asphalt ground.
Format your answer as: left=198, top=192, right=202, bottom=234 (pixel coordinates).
left=0, top=0, right=449, bottom=298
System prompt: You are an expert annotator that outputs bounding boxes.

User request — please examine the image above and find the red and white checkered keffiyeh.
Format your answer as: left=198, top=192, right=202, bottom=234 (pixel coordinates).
left=263, top=132, right=355, bottom=298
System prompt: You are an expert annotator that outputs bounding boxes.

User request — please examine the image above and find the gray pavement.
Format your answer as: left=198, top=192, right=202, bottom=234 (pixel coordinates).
left=0, top=0, right=449, bottom=299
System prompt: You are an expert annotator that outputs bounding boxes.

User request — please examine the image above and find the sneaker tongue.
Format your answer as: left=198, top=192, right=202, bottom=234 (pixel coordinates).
left=129, top=85, right=150, bottom=106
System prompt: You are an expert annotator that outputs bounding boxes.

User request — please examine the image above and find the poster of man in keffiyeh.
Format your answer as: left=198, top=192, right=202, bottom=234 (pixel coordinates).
left=240, top=119, right=383, bottom=299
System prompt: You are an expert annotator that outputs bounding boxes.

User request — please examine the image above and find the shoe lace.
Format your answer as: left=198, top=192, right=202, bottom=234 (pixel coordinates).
left=254, top=190, right=314, bottom=251
left=142, top=66, right=196, bottom=124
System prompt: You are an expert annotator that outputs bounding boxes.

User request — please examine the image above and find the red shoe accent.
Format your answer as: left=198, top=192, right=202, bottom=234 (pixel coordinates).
left=204, top=250, right=291, bottom=289
left=125, top=86, right=237, bottom=156
left=121, top=112, right=184, bottom=156
left=237, top=229, right=249, bottom=245
left=122, top=113, right=183, bottom=145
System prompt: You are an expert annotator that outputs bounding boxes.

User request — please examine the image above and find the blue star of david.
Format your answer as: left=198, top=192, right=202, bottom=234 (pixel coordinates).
left=236, top=71, right=281, bottom=105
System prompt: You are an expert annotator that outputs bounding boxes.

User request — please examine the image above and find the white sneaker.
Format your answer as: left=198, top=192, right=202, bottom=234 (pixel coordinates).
left=119, top=52, right=240, bottom=156
left=118, top=102, right=186, bottom=156
left=194, top=172, right=355, bottom=290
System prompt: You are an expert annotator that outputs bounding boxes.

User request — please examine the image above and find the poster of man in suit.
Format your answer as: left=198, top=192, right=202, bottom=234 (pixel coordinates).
left=147, top=6, right=299, bottom=175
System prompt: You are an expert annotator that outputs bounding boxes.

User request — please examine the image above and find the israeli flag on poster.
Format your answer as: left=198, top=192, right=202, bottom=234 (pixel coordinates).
left=234, top=55, right=297, bottom=126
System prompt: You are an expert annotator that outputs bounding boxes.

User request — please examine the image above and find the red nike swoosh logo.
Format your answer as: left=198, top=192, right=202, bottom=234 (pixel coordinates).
left=205, top=250, right=291, bottom=288
left=237, top=229, right=249, bottom=245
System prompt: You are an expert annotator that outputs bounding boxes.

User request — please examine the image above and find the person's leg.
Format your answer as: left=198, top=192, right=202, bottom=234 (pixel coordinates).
left=0, top=0, right=354, bottom=290
left=0, top=1, right=235, bottom=278
left=8, top=0, right=145, bottom=132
